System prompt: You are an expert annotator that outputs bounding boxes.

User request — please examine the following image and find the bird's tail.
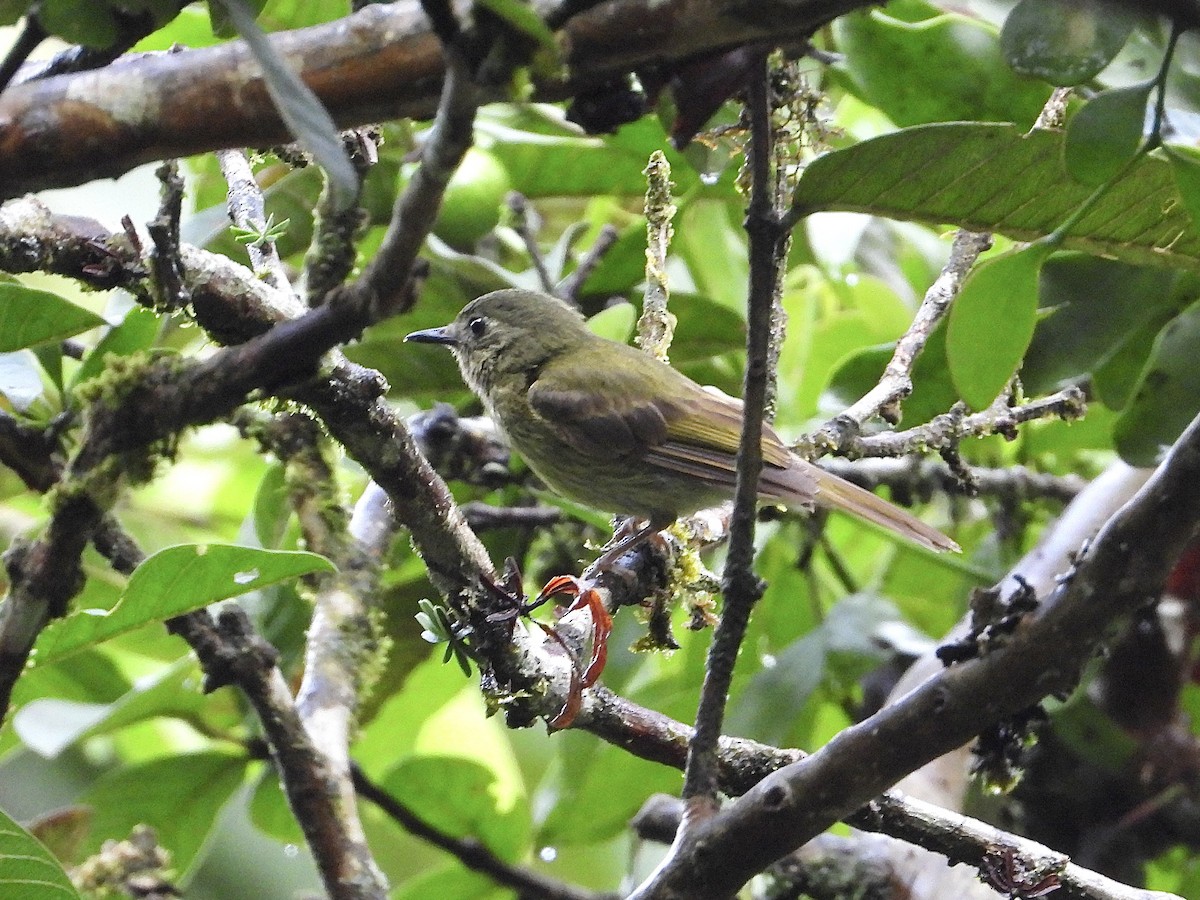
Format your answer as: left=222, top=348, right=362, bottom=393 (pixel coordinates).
left=807, top=465, right=960, bottom=553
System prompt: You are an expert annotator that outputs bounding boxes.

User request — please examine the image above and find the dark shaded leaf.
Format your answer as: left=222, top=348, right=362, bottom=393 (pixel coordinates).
left=1064, top=82, right=1152, bottom=186
left=1002, top=0, right=1137, bottom=85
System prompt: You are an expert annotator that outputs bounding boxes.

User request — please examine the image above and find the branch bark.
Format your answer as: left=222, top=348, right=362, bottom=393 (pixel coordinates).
left=631, top=417, right=1200, bottom=898
left=0, top=0, right=874, bottom=196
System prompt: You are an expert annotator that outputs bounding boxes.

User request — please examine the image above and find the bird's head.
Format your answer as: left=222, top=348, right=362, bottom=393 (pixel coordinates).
left=406, top=289, right=591, bottom=396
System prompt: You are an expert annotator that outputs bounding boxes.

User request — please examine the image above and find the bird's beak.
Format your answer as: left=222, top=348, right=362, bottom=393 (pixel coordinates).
left=405, top=325, right=457, bottom=346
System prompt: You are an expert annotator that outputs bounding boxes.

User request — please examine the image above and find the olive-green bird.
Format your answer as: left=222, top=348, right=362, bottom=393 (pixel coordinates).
left=406, top=289, right=958, bottom=553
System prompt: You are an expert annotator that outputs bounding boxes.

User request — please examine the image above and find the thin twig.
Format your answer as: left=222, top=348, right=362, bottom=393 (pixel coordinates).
left=352, top=765, right=615, bottom=900
left=810, top=229, right=991, bottom=448
left=509, top=192, right=555, bottom=292
left=678, top=49, right=776, bottom=819
left=558, top=224, right=618, bottom=301
left=637, top=150, right=677, bottom=361
left=0, top=17, right=44, bottom=97
left=147, top=160, right=190, bottom=311
left=216, top=148, right=293, bottom=293
left=842, top=386, right=1088, bottom=460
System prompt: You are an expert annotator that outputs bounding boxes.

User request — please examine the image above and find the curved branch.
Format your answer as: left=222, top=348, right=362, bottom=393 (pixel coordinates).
left=0, top=0, right=872, bottom=196
left=632, top=415, right=1200, bottom=899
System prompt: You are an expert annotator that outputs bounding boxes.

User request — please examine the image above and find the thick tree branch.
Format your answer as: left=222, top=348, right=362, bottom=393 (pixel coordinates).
left=0, top=0, right=873, bottom=196
left=633, top=412, right=1200, bottom=899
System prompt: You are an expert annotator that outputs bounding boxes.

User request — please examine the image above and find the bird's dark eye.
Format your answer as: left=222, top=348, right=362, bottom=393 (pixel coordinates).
left=468, top=317, right=487, bottom=337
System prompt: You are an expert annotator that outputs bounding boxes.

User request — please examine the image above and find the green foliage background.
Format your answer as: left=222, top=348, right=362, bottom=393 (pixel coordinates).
left=1, top=0, right=1200, bottom=897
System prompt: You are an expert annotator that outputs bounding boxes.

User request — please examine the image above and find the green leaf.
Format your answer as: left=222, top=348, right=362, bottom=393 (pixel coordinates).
left=37, top=0, right=119, bottom=48
left=1001, top=0, right=1137, bottom=85
left=382, top=757, right=531, bottom=862
left=792, top=122, right=1200, bottom=272
left=31, top=545, right=334, bottom=666
left=1022, top=254, right=1181, bottom=394
left=1050, top=693, right=1137, bottom=771
left=248, top=770, right=304, bottom=844
left=134, top=5, right=222, bottom=49
left=1064, top=82, right=1152, bottom=186
left=13, top=658, right=209, bottom=758
left=537, top=737, right=678, bottom=844
left=585, top=302, right=635, bottom=343
left=259, top=0, right=351, bottom=30
left=677, top=199, right=748, bottom=311
left=392, top=865, right=504, bottom=900
left=834, top=8, right=1050, bottom=126
left=1092, top=315, right=1164, bottom=410
left=726, top=632, right=826, bottom=746
left=0, top=805, right=80, bottom=900
left=668, top=292, right=746, bottom=364
left=213, top=0, right=357, bottom=210
left=0, top=283, right=105, bottom=352
left=1166, top=144, right=1200, bottom=236
left=0, top=0, right=28, bottom=27
left=252, top=464, right=292, bottom=549
left=578, top=217, right=647, bottom=296
left=82, top=751, right=247, bottom=875
left=1113, top=297, right=1200, bottom=464
left=476, top=0, right=556, bottom=51
left=479, top=114, right=700, bottom=199
left=947, top=243, right=1049, bottom=410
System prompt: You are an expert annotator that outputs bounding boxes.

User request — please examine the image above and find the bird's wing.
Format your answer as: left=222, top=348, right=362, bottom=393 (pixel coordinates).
left=527, top=344, right=793, bottom=476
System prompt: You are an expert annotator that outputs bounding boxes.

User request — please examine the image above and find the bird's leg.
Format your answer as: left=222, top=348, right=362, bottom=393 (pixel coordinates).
left=524, top=519, right=667, bottom=727
left=537, top=575, right=611, bottom=687
left=582, top=518, right=661, bottom=579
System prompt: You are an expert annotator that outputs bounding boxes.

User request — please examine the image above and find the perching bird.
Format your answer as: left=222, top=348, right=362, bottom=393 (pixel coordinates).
left=407, top=289, right=957, bottom=554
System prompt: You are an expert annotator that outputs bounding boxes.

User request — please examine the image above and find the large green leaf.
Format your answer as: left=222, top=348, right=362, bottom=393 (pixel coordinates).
left=31, top=545, right=334, bottom=666
left=82, top=751, right=248, bottom=875
left=834, top=7, right=1050, bottom=126
left=1064, top=82, right=1152, bottom=186
left=1092, top=315, right=1165, bottom=410
left=392, top=865, right=506, bottom=900
left=1166, top=144, right=1200, bottom=235
left=382, top=757, right=531, bottom=863
left=480, top=115, right=702, bottom=199
left=0, top=805, right=79, bottom=900
left=0, top=284, right=105, bottom=352
left=792, top=123, right=1200, bottom=271
left=72, top=306, right=161, bottom=388
left=947, top=243, right=1049, bottom=410
left=13, top=658, right=216, bottom=758
left=1022, top=254, right=1184, bottom=394
left=1113, top=297, right=1200, bottom=464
